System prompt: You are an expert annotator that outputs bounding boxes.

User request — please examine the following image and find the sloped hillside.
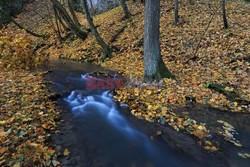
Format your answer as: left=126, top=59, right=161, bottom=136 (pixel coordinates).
left=2, top=0, right=250, bottom=154
left=32, top=0, right=250, bottom=113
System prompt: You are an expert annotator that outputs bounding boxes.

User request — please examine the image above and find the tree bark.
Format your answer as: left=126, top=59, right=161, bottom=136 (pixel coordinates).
left=222, top=0, right=228, bottom=29
left=89, top=0, right=93, bottom=9
left=120, top=0, right=131, bottom=20
left=144, top=0, right=175, bottom=79
left=68, top=0, right=81, bottom=27
left=174, top=0, right=179, bottom=26
left=53, top=5, right=62, bottom=40
left=81, top=0, right=111, bottom=60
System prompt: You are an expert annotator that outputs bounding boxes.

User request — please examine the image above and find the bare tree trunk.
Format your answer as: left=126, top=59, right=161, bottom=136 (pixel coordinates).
left=174, top=0, right=179, bottom=26
left=53, top=5, right=63, bottom=40
left=57, top=10, right=68, bottom=31
left=222, top=0, right=228, bottom=29
left=144, top=0, right=175, bottom=79
left=120, top=0, right=131, bottom=20
left=81, top=0, right=111, bottom=60
left=88, top=0, right=94, bottom=15
left=68, top=0, right=81, bottom=27
left=51, top=0, right=88, bottom=40
left=89, top=0, right=93, bottom=9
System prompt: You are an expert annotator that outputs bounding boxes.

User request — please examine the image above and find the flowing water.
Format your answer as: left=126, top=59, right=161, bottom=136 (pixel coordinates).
left=63, top=75, right=198, bottom=167
left=46, top=59, right=244, bottom=167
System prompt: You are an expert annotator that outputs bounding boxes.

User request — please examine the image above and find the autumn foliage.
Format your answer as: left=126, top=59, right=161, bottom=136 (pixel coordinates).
left=0, top=31, right=47, bottom=69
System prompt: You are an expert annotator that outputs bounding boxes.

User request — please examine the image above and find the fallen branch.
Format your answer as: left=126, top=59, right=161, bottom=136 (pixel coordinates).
left=110, top=25, right=127, bottom=43
left=185, top=11, right=216, bottom=64
left=0, top=9, right=45, bottom=38
left=227, top=15, right=248, bottom=30
left=206, top=82, right=237, bottom=101
left=164, top=7, right=174, bottom=13
left=205, top=82, right=249, bottom=106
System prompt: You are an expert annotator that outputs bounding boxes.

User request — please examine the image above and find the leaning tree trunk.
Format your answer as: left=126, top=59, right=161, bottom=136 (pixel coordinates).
left=68, top=0, right=81, bottom=27
left=89, top=0, right=93, bottom=9
left=174, top=0, right=179, bottom=26
left=144, top=0, right=175, bottom=79
left=222, top=0, right=228, bottom=29
left=53, top=5, right=63, bottom=39
left=51, top=0, right=88, bottom=40
left=120, top=0, right=131, bottom=20
left=81, top=0, right=111, bottom=60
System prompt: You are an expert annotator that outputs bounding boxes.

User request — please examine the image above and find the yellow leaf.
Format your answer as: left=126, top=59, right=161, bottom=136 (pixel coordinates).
left=0, top=147, right=8, bottom=155
left=13, top=162, right=21, bottom=167
left=64, top=149, right=70, bottom=156
left=204, top=145, right=219, bottom=151
left=0, top=121, right=6, bottom=125
left=193, top=129, right=206, bottom=139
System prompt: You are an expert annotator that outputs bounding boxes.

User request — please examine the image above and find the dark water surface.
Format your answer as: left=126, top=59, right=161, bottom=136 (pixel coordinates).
left=46, top=59, right=248, bottom=167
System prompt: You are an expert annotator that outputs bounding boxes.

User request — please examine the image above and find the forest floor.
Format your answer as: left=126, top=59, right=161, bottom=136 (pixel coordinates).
left=0, top=0, right=250, bottom=165
left=0, top=66, right=61, bottom=166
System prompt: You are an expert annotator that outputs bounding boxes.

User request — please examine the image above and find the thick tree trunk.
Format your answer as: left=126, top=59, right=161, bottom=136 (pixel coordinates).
left=174, top=0, right=179, bottom=26
left=68, top=0, right=81, bottom=27
left=81, top=0, right=111, bottom=59
left=144, top=0, right=175, bottom=79
left=222, top=0, right=228, bottom=29
left=120, top=0, right=131, bottom=19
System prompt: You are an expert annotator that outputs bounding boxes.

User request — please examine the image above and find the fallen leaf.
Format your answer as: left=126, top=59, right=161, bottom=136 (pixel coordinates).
left=0, top=147, right=8, bottom=155
left=52, top=160, right=60, bottom=166
left=194, top=129, right=207, bottom=139
left=63, top=149, right=70, bottom=156
left=238, top=153, right=250, bottom=159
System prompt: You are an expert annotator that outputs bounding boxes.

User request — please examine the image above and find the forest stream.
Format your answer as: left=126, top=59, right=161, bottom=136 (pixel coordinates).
left=45, top=59, right=249, bottom=167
